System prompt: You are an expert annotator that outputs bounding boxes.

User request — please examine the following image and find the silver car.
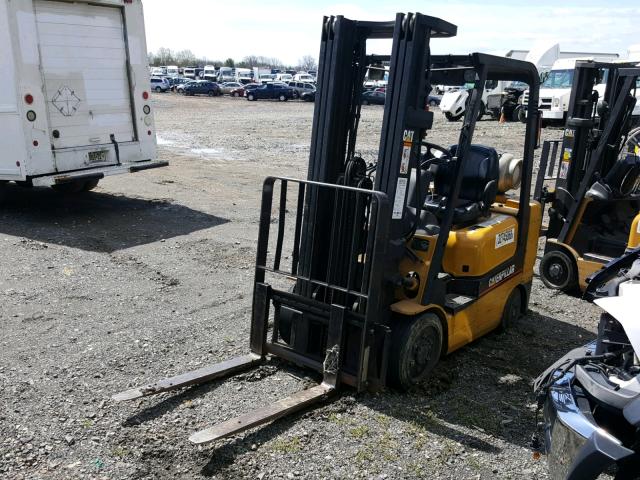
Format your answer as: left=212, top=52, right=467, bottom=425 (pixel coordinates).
left=220, top=82, right=244, bottom=95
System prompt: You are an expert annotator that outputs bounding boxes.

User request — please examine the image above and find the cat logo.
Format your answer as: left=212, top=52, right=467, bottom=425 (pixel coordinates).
left=488, top=265, right=516, bottom=288
left=495, top=227, right=515, bottom=249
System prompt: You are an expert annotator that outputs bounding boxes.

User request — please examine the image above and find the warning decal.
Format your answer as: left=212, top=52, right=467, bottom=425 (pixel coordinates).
left=392, top=177, right=408, bottom=219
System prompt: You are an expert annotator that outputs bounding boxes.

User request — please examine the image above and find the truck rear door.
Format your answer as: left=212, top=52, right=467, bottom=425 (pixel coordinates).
left=35, top=1, right=135, bottom=154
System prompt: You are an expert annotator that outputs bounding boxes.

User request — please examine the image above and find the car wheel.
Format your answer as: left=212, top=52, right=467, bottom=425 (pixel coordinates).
left=362, top=99, right=369, bottom=105
left=155, top=87, right=161, bottom=93
left=233, top=92, right=239, bottom=97
left=208, top=90, right=215, bottom=96
left=248, top=94, right=255, bottom=101
left=279, top=94, right=286, bottom=102
left=388, top=313, right=443, bottom=390
left=444, top=112, right=463, bottom=122
left=429, top=99, right=438, bottom=107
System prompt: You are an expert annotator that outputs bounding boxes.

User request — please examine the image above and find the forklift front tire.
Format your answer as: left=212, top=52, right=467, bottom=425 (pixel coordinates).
left=389, top=313, right=443, bottom=390
left=540, top=250, right=577, bottom=292
left=500, top=287, right=522, bottom=331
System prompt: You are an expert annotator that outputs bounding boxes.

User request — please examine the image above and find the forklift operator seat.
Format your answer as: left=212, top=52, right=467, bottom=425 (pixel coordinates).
left=424, top=144, right=499, bottom=225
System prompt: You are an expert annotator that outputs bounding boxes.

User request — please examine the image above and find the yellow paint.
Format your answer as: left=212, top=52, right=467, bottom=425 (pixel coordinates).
left=577, top=258, right=604, bottom=291
left=629, top=213, right=640, bottom=249
left=391, top=199, right=543, bottom=355
left=443, top=215, right=518, bottom=277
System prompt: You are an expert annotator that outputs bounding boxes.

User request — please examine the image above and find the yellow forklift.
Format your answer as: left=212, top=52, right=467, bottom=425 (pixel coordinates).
left=114, top=12, right=542, bottom=444
left=536, top=61, right=640, bottom=293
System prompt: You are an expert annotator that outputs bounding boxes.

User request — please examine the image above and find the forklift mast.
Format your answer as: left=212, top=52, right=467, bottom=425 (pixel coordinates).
left=535, top=61, right=640, bottom=242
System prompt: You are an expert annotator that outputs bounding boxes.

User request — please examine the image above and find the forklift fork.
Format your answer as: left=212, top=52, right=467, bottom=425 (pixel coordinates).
left=113, top=294, right=346, bottom=444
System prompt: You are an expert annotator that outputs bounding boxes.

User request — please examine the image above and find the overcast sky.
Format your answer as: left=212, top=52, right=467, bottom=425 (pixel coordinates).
left=143, top=1, right=640, bottom=66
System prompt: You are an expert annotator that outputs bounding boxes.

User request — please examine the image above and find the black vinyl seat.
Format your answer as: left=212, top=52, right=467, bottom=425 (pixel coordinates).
left=424, top=144, right=500, bottom=225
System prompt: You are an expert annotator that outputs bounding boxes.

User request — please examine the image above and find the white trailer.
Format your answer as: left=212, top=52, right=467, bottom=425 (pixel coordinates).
left=0, top=0, right=165, bottom=193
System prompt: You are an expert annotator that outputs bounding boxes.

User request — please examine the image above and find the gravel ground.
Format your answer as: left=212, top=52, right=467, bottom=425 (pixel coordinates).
left=0, top=93, right=602, bottom=479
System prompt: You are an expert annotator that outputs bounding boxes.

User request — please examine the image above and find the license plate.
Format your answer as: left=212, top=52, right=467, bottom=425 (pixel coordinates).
left=88, top=150, right=108, bottom=164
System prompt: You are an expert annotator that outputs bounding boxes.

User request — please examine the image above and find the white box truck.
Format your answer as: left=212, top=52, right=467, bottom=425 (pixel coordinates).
left=0, top=0, right=166, bottom=193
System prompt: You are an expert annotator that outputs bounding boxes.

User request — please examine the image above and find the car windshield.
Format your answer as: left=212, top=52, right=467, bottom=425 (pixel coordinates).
left=542, top=69, right=574, bottom=89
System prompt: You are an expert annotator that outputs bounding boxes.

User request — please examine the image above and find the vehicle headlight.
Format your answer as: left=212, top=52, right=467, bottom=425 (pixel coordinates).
left=553, top=97, right=561, bottom=108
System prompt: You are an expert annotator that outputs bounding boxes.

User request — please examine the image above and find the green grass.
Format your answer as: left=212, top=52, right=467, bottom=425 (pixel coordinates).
left=270, top=436, right=302, bottom=454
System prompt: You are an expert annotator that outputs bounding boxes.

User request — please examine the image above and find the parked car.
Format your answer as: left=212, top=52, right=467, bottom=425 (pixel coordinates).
left=150, top=77, right=170, bottom=93
left=230, top=83, right=260, bottom=98
left=175, top=80, right=198, bottom=94
left=428, top=95, right=441, bottom=107
left=246, top=83, right=294, bottom=101
left=301, top=90, right=316, bottom=102
left=182, top=81, right=222, bottom=97
left=293, top=72, right=315, bottom=83
left=287, top=81, right=316, bottom=99
left=220, top=82, right=243, bottom=95
left=361, top=90, right=385, bottom=105
left=168, top=77, right=189, bottom=91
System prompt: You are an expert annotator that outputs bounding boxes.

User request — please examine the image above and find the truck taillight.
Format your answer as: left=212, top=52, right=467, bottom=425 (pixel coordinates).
left=142, top=91, right=149, bottom=100
left=24, top=94, right=34, bottom=105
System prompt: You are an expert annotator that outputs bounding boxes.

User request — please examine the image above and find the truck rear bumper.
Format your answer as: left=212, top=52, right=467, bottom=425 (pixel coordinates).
left=541, top=110, right=564, bottom=120
left=30, top=160, right=168, bottom=187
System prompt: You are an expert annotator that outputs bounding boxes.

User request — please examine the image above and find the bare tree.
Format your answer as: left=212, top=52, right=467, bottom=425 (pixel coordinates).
left=297, top=55, right=317, bottom=72
left=174, top=49, right=197, bottom=67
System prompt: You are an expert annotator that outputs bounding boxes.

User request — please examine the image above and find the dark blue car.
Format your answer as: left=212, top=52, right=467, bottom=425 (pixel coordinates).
left=182, top=81, right=222, bottom=97
left=246, top=83, right=294, bottom=101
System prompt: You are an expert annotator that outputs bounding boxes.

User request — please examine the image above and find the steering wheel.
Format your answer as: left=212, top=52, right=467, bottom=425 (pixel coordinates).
left=420, top=142, right=452, bottom=169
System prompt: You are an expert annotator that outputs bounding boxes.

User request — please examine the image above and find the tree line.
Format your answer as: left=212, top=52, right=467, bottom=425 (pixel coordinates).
left=148, top=48, right=317, bottom=72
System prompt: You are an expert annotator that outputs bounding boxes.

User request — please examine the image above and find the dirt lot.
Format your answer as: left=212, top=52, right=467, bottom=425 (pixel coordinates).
left=0, top=93, right=602, bottom=479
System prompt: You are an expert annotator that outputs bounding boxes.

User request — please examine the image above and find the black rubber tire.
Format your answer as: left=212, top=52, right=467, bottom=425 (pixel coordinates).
left=429, top=99, right=438, bottom=107
left=540, top=250, right=578, bottom=292
left=279, top=94, right=286, bottom=102
left=233, top=92, right=239, bottom=97
left=389, top=313, right=443, bottom=390
left=83, top=179, right=100, bottom=191
left=207, top=90, right=215, bottom=96
left=155, top=87, right=162, bottom=93
left=362, top=99, right=369, bottom=105
left=52, top=181, right=85, bottom=194
left=477, top=102, right=486, bottom=121
left=500, top=287, right=522, bottom=331
left=248, top=94, right=255, bottom=101
left=518, top=107, right=527, bottom=123
left=445, top=112, right=463, bottom=122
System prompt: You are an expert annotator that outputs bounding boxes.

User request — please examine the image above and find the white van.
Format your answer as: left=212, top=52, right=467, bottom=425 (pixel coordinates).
left=0, top=0, right=164, bottom=192
left=218, top=67, right=235, bottom=83
left=203, top=65, right=217, bottom=81
left=294, top=72, right=315, bottom=83
left=166, top=65, right=179, bottom=77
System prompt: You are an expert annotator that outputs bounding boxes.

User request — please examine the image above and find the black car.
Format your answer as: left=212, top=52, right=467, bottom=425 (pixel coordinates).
left=361, top=90, right=385, bottom=105
left=246, top=83, right=294, bottom=101
left=300, top=90, right=316, bottom=102
left=182, top=81, right=222, bottom=97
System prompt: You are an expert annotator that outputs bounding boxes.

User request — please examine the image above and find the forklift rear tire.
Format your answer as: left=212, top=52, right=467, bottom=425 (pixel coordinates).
left=540, top=250, right=577, bottom=292
left=500, top=287, right=522, bottom=331
left=52, top=181, right=85, bottom=194
left=389, top=313, right=443, bottom=390
left=83, top=179, right=100, bottom=191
